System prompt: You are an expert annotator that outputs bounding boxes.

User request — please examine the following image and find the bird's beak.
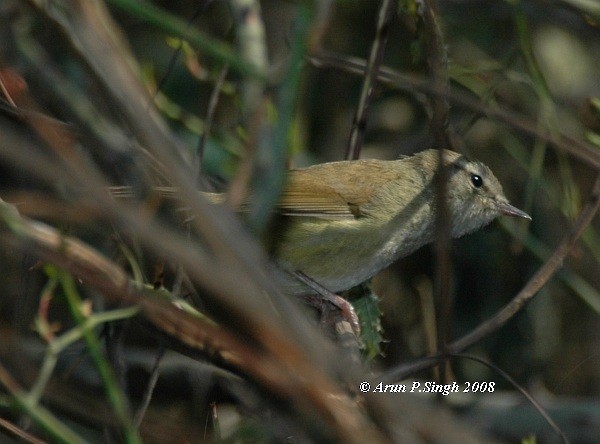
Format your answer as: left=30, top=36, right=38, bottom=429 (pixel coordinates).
left=497, top=202, right=531, bottom=220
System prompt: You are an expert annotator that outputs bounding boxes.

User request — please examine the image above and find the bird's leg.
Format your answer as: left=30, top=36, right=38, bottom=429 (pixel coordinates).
left=292, top=271, right=360, bottom=333
left=292, top=271, right=361, bottom=354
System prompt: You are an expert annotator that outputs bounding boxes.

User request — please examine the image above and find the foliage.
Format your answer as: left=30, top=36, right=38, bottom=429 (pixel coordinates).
left=0, top=0, right=598, bottom=442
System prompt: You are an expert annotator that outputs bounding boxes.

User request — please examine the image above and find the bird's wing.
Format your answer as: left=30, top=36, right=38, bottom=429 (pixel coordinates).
left=199, top=183, right=368, bottom=219
left=276, top=184, right=362, bottom=219
left=107, top=160, right=403, bottom=220
left=275, top=160, right=397, bottom=220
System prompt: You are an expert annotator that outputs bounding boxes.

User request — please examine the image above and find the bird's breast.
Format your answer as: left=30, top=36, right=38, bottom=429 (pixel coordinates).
left=273, top=212, right=432, bottom=294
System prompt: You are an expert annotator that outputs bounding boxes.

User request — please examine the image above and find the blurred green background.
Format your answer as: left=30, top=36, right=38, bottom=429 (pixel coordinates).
left=0, top=0, right=599, bottom=442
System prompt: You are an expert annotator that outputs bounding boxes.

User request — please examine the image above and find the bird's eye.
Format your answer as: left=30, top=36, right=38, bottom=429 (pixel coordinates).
left=470, top=174, right=483, bottom=188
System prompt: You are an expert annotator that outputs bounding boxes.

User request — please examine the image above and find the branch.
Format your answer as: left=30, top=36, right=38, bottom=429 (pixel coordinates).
left=0, top=198, right=388, bottom=443
left=383, top=172, right=600, bottom=381
left=310, top=50, right=600, bottom=169
left=345, top=0, right=394, bottom=160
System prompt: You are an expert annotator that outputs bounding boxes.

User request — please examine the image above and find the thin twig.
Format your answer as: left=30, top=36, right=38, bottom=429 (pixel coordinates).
left=433, top=148, right=452, bottom=383
left=310, top=50, right=600, bottom=169
left=420, top=0, right=452, bottom=150
left=345, top=0, right=394, bottom=160
left=58, top=270, right=141, bottom=444
left=197, top=63, right=229, bottom=173
left=152, top=1, right=215, bottom=100
left=0, top=417, right=48, bottom=444
left=0, top=360, right=87, bottom=443
left=0, top=199, right=388, bottom=443
left=133, top=344, right=165, bottom=429
left=419, top=0, right=455, bottom=385
left=449, top=173, right=600, bottom=352
left=103, top=0, right=265, bottom=80
left=452, top=353, right=569, bottom=444
left=383, top=173, right=600, bottom=381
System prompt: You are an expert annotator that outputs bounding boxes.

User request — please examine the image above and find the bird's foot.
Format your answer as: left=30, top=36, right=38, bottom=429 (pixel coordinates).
left=292, top=271, right=361, bottom=339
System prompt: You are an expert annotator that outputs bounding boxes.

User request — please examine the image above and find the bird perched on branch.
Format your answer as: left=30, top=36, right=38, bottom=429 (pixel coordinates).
left=111, top=149, right=530, bottom=296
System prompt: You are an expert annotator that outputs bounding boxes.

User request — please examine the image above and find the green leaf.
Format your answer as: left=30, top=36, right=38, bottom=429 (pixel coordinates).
left=352, top=288, right=385, bottom=361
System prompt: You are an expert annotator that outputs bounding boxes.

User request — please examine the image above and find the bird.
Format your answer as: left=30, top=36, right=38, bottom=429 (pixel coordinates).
left=110, top=149, right=530, bottom=296
left=258, top=149, right=530, bottom=295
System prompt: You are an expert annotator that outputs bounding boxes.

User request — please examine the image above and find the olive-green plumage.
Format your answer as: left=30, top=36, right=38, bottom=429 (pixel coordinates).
left=109, top=149, right=530, bottom=295
left=266, top=149, right=529, bottom=294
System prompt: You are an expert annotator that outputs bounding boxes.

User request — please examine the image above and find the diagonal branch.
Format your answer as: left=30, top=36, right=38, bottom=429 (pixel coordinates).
left=0, top=198, right=388, bottom=443
left=345, top=0, right=394, bottom=160
left=383, top=172, right=600, bottom=381
left=311, top=50, right=600, bottom=169
left=449, top=173, right=600, bottom=352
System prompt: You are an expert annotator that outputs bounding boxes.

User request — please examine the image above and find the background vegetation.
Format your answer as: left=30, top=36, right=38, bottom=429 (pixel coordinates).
left=0, top=0, right=598, bottom=442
